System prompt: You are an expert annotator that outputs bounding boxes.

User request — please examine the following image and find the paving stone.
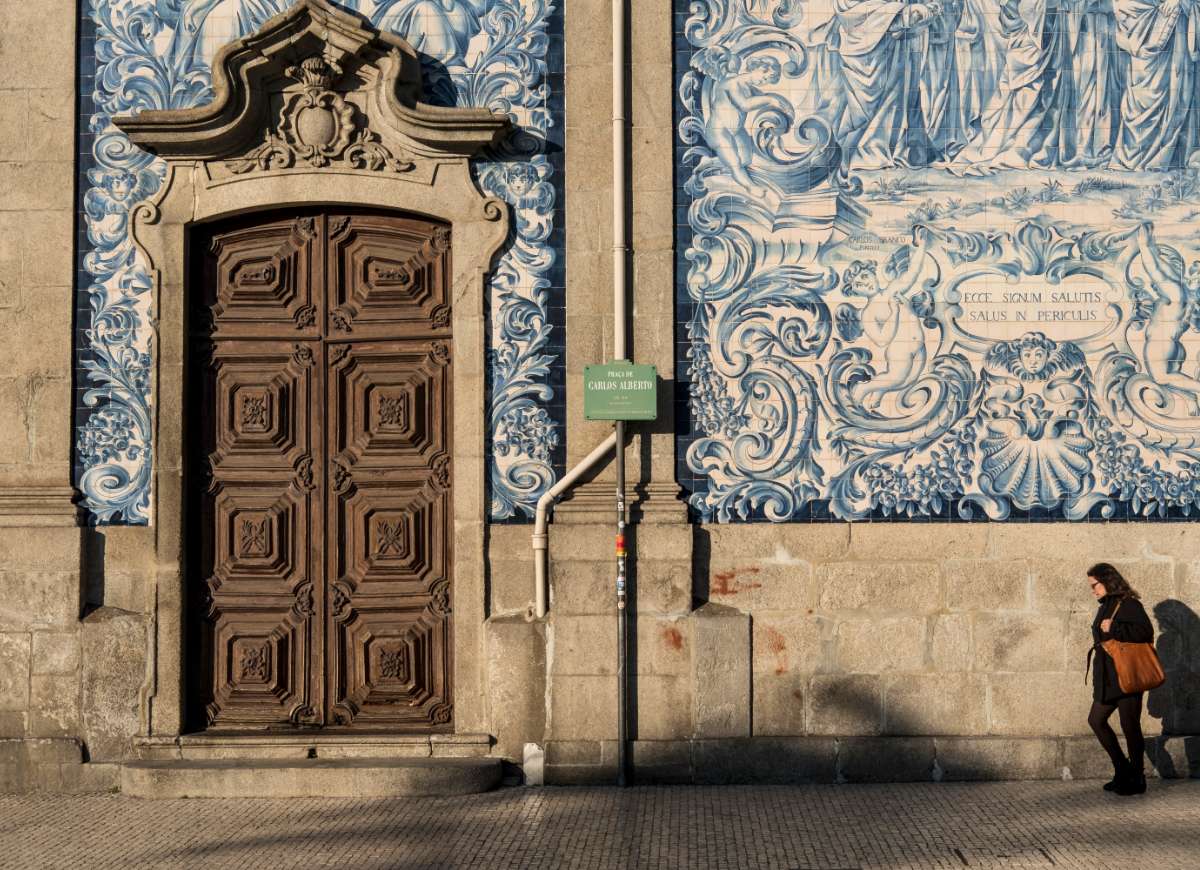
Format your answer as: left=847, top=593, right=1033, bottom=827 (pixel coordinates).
left=0, top=781, right=1197, bottom=868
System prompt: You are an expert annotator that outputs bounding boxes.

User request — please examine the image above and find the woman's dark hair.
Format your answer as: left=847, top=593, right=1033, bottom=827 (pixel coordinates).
left=1087, top=562, right=1140, bottom=599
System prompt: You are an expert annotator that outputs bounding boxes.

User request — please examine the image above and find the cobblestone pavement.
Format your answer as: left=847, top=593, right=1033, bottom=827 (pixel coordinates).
left=1, top=781, right=1197, bottom=869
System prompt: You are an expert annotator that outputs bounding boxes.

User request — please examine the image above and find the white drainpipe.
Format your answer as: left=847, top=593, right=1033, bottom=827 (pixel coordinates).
left=610, top=0, right=628, bottom=361
left=531, top=432, right=617, bottom=617
left=531, top=0, right=628, bottom=618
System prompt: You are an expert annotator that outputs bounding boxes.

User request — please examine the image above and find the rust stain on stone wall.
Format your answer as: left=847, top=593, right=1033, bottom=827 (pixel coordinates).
left=661, top=626, right=684, bottom=651
left=764, top=626, right=788, bottom=675
left=712, top=566, right=762, bottom=596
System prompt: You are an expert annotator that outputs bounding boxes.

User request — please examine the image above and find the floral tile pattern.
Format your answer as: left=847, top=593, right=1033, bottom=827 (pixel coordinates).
left=74, top=0, right=564, bottom=524
left=675, top=0, right=1200, bottom=522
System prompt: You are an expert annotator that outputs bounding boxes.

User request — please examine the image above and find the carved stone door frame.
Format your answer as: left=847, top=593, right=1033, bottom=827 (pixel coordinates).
left=114, top=0, right=509, bottom=740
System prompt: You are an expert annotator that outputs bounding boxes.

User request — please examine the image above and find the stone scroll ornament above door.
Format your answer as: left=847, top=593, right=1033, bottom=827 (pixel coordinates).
left=676, top=0, right=1200, bottom=522
left=76, top=0, right=563, bottom=523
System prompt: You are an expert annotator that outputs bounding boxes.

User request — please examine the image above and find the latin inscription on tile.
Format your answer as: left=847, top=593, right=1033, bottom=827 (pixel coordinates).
left=955, top=276, right=1116, bottom=341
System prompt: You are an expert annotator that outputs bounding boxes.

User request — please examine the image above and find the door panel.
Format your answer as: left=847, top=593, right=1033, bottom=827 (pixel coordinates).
left=327, top=214, right=451, bottom=336
left=329, top=341, right=452, bottom=473
left=196, top=339, right=323, bottom=730
left=204, top=581, right=317, bottom=728
left=203, top=215, right=323, bottom=339
left=207, top=341, right=318, bottom=474
left=191, top=210, right=452, bottom=733
left=330, top=582, right=452, bottom=728
left=327, top=339, right=452, bottom=728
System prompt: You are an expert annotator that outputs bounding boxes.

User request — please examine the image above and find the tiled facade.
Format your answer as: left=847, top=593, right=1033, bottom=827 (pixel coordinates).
left=73, top=0, right=566, bottom=524
left=74, top=0, right=1200, bottom=525
left=676, top=0, right=1200, bottom=522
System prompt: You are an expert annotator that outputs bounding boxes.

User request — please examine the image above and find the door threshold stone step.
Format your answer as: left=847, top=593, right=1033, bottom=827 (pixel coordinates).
left=121, top=757, right=502, bottom=799
left=133, top=732, right=491, bottom=761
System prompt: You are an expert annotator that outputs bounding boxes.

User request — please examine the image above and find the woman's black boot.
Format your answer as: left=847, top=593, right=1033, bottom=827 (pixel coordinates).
left=1116, top=769, right=1147, bottom=796
left=1103, top=759, right=1129, bottom=792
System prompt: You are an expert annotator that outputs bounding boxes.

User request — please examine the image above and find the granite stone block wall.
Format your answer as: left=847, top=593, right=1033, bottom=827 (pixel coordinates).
left=0, top=0, right=131, bottom=794
left=0, top=0, right=76, bottom=491
left=529, top=523, right=1200, bottom=783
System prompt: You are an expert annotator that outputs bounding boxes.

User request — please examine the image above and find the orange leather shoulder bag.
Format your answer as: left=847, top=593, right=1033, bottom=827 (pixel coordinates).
left=1101, top=600, right=1166, bottom=694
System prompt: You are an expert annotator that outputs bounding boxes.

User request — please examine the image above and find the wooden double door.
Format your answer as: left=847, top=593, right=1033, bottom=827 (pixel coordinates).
left=188, top=210, right=453, bottom=732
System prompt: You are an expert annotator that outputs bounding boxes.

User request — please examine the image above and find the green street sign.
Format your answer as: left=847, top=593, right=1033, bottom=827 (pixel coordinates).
left=584, top=360, right=658, bottom=421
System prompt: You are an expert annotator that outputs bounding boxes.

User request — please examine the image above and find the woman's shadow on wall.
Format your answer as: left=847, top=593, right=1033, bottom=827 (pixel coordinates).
left=1148, top=599, right=1200, bottom=778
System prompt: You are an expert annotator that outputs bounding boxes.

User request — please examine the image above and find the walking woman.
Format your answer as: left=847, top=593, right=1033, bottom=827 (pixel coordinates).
left=1086, top=563, right=1154, bottom=795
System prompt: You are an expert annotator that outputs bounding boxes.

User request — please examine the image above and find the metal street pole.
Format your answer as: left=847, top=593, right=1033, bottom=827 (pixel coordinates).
left=612, top=0, right=629, bottom=789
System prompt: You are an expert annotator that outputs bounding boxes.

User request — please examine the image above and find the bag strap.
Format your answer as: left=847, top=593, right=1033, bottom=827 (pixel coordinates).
left=1086, top=599, right=1122, bottom=684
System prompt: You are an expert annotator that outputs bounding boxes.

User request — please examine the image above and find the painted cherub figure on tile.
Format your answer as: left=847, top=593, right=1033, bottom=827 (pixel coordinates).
left=1132, top=221, right=1200, bottom=414
left=700, top=50, right=789, bottom=196
left=841, top=226, right=936, bottom=411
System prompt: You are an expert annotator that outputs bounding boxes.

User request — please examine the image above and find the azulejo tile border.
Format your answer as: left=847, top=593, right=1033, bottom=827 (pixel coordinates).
left=674, top=0, right=1200, bottom=523
left=73, top=0, right=565, bottom=524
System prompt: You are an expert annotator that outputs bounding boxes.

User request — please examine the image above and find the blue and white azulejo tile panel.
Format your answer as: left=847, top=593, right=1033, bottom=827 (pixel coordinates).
left=675, top=0, right=1200, bottom=522
left=74, top=0, right=565, bottom=524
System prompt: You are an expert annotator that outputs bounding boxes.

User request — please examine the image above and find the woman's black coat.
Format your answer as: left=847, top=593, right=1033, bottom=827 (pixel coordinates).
left=1090, top=595, right=1154, bottom=703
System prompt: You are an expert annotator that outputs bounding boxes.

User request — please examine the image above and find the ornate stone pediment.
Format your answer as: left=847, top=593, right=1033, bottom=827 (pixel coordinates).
left=224, top=55, right=415, bottom=176
left=113, top=0, right=508, bottom=175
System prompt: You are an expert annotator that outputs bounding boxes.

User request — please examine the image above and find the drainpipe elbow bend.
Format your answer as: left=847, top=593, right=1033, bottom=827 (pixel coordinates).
left=529, top=432, right=618, bottom=619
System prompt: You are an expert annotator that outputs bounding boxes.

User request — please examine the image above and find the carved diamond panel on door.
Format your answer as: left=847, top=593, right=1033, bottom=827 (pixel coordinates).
left=327, top=214, right=451, bottom=336
left=204, top=604, right=316, bottom=728
left=331, top=605, right=452, bottom=729
left=209, top=485, right=307, bottom=594
left=339, top=484, right=445, bottom=588
left=207, top=341, right=316, bottom=474
left=191, top=209, right=452, bottom=733
left=330, top=341, right=451, bottom=471
left=203, top=215, right=322, bottom=338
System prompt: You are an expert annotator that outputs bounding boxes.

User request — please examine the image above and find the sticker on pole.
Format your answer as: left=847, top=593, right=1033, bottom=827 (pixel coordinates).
left=583, top=360, right=657, bottom=421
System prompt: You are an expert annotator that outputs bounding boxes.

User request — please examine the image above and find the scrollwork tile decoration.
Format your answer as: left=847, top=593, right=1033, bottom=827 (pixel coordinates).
left=676, top=0, right=1200, bottom=523
left=74, top=0, right=565, bottom=523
